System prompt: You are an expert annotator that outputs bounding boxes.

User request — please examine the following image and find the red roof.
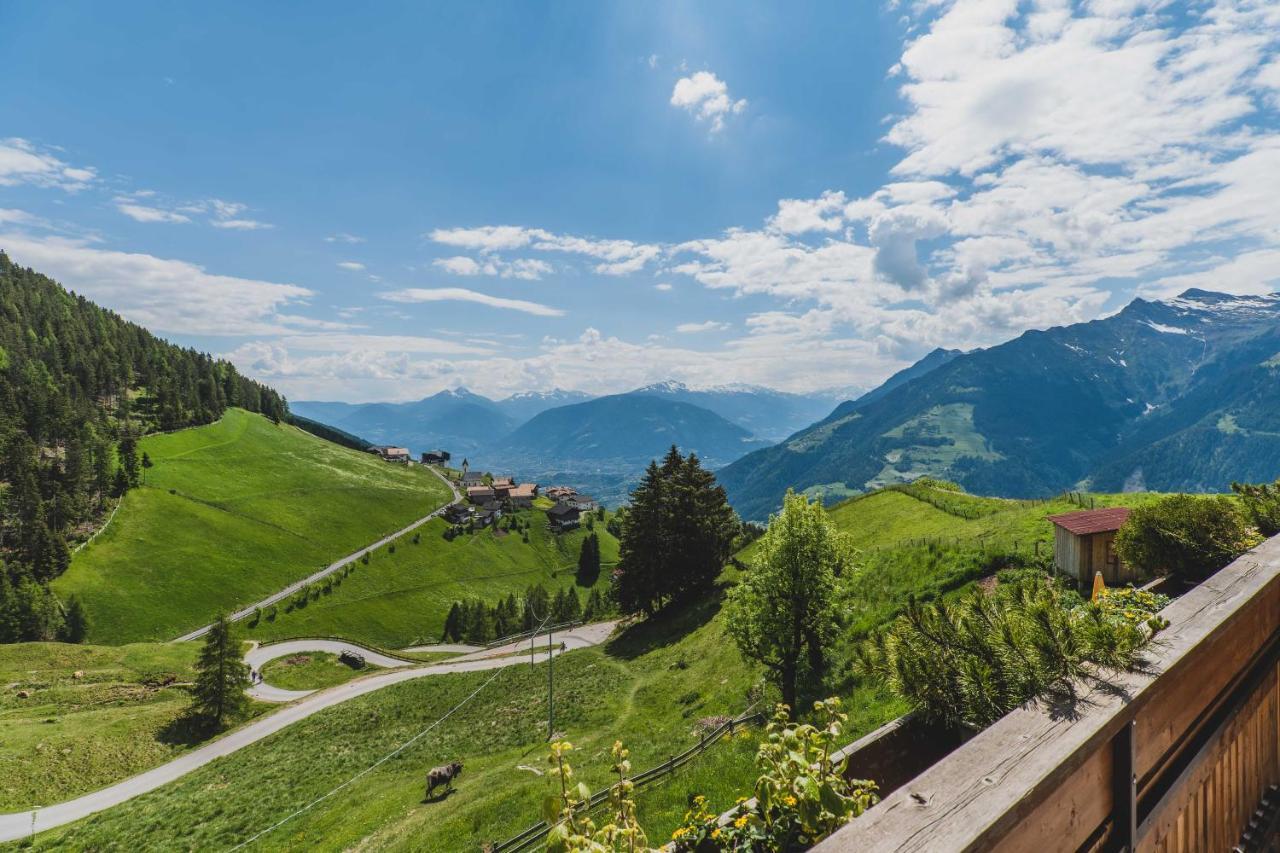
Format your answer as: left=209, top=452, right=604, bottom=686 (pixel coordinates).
left=1046, top=507, right=1131, bottom=536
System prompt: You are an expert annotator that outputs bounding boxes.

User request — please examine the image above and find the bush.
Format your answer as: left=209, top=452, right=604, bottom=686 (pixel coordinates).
left=1233, top=479, right=1280, bottom=537
left=859, top=575, right=1165, bottom=730
left=1114, top=494, right=1257, bottom=582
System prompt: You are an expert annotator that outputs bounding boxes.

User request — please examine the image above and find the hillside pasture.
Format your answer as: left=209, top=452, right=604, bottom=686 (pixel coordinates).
left=53, top=409, right=453, bottom=644
left=245, top=509, right=619, bottom=649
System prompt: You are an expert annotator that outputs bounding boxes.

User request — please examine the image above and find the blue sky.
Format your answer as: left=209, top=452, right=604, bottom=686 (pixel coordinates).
left=2, top=1, right=1278, bottom=402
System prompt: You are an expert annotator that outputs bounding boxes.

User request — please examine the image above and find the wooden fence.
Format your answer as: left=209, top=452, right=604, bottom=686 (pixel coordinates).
left=490, top=709, right=764, bottom=852
left=815, top=533, right=1280, bottom=852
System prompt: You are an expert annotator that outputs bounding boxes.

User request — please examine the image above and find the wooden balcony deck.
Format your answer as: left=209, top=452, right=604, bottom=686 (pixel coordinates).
left=817, top=534, right=1280, bottom=852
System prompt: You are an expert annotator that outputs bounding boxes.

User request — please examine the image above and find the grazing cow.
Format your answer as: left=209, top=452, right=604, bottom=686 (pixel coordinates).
left=425, top=761, right=464, bottom=799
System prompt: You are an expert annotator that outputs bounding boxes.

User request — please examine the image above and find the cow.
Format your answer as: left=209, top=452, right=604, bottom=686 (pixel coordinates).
left=425, top=761, right=463, bottom=800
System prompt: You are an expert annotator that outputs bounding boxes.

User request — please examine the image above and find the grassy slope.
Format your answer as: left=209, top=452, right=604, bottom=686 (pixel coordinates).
left=0, top=641, right=266, bottom=811
left=244, top=512, right=619, bottom=648
left=260, top=653, right=381, bottom=691
left=29, top=485, right=1161, bottom=849
left=53, top=409, right=452, bottom=644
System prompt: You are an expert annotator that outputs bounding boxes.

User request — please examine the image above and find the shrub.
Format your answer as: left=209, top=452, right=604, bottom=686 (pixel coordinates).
left=859, top=575, right=1165, bottom=730
left=361, top=553, right=370, bottom=565
left=1114, top=494, right=1257, bottom=582
left=388, top=543, right=396, bottom=555
left=1232, top=478, right=1280, bottom=537
left=671, top=699, right=877, bottom=850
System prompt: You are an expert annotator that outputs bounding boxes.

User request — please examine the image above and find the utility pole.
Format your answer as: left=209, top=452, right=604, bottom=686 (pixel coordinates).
left=547, top=625, right=554, bottom=740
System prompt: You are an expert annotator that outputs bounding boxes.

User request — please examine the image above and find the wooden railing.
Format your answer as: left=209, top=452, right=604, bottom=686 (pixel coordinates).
left=816, top=533, right=1280, bottom=852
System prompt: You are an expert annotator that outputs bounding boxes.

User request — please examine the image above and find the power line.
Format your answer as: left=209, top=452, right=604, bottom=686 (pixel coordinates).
left=227, top=610, right=553, bottom=852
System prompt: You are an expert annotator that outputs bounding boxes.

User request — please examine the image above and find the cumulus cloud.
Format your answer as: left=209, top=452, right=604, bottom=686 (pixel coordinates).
left=670, top=71, right=748, bottom=132
left=427, top=225, right=660, bottom=277
left=380, top=287, right=564, bottom=317
left=0, top=138, right=96, bottom=191
left=433, top=254, right=553, bottom=280
left=0, top=233, right=311, bottom=335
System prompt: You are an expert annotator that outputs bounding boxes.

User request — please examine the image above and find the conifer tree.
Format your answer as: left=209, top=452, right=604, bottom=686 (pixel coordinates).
left=443, top=601, right=464, bottom=641
left=61, top=594, right=89, bottom=643
left=193, top=614, right=250, bottom=727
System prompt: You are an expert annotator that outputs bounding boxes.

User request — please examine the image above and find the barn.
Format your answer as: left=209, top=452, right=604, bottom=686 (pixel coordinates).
left=1046, top=507, right=1134, bottom=586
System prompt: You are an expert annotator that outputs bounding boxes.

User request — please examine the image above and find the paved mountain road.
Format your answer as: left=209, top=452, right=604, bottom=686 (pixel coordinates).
left=0, top=621, right=617, bottom=843
left=174, top=465, right=461, bottom=642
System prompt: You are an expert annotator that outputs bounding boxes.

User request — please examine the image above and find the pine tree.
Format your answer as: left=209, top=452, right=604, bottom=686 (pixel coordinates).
left=62, top=594, right=89, bottom=643
left=443, top=601, right=464, bottom=641
left=613, top=460, right=667, bottom=615
left=192, top=614, right=250, bottom=726
left=119, top=435, right=141, bottom=488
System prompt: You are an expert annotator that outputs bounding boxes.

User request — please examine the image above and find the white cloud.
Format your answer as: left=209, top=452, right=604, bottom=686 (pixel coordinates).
left=769, top=192, right=847, bottom=234
left=115, top=200, right=192, bottom=224
left=654, top=282, right=673, bottom=292
left=325, top=232, right=366, bottom=244
left=0, top=233, right=311, bottom=336
left=428, top=226, right=660, bottom=276
left=380, top=287, right=564, bottom=317
left=432, top=254, right=553, bottom=280
left=670, top=71, right=748, bottom=132
left=337, top=261, right=366, bottom=271
left=211, top=218, right=273, bottom=231
left=676, top=320, right=729, bottom=333
left=0, top=139, right=96, bottom=191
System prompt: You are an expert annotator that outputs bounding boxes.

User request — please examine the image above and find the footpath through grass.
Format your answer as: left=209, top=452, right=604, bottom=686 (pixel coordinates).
left=53, top=409, right=453, bottom=644
left=244, top=511, right=618, bottom=649
left=0, top=641, right=268, bottom=811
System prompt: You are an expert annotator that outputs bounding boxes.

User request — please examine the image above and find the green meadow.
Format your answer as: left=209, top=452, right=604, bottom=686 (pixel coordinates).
left=53, top=409, right=452, bottom=644
left=245, top=510, right=619, bottom=649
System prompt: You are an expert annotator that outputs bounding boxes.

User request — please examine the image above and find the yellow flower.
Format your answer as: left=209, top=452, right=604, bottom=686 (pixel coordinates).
left=734, top=815, right=749, bottom=829
left=711, top=828, right=722, bottom=839
left=783, top=795, right=797, bottom=807
left=671, top=827, right=688, bottom=840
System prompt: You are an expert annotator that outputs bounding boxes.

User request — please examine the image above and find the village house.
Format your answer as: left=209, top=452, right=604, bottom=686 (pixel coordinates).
left=546, top=502, right=581, bottom=532
left=460, top=470, right=488, bottom=488
left=1046, top=507, right=1135, bottom=586
left=467, top=485, right=496, bottom=504
left=367, top=445, right=411, bottom=463
left=491, top=476, right=515, bottom=498
left=443, top=504, right=471, bottom=525
left=563, top=494, right=599, bottom=512
left=508, top=483, right=537, bottom=508
left=545, top=485, right=577, bottom=500
left=474, top=508, right=500, bottom=528
left=420, top=449, right=450, bottom=465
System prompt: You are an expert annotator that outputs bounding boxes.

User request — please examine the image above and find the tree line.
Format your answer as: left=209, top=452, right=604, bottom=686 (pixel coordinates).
left=0, top=252, right=289, bottom=642
left=442, top=583, right=611, bottom=644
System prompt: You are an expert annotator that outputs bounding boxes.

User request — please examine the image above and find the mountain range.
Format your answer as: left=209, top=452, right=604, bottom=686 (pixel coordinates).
left=291, top=382, right=842, bottom=502
left=719, top=289, right=1280, bottom=519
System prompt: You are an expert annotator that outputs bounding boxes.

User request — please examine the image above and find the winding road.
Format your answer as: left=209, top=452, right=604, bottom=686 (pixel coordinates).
left=174, top=465, right=462, bottom=642
left=0, top=621, right=617, bottom=843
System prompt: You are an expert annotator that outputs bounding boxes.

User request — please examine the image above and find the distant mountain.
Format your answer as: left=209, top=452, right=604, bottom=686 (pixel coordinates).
left=485, top=393, right=771, bottom=505
left=492, top=388, right=595, bottom=423
left=625, top=381, right=841, bottom=442
left=720, top=290, right=1280, bottom=520
left=291, top=388, right=516, bottom=455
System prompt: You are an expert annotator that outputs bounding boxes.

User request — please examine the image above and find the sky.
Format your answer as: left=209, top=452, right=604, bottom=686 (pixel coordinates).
left=1, top=1, right=1279, bottom=404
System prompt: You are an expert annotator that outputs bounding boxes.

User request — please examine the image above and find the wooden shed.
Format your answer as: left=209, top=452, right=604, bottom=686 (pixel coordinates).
left=1046, top=507, right=1134, bottom=585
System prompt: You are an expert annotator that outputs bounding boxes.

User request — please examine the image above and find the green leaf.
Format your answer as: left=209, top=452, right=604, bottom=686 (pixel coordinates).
left=542, top=794, right=563, bottom=823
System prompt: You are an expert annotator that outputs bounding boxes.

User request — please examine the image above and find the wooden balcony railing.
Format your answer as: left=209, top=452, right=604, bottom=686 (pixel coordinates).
left=817, top=534, right=1280, bottom=852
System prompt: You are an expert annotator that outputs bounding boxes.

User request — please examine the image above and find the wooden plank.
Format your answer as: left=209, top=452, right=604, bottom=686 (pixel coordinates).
left=815, top=536, right=1280, bottom=853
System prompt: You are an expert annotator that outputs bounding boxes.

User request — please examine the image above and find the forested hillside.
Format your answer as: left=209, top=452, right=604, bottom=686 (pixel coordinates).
left=0, top=252, right=288, bottom=641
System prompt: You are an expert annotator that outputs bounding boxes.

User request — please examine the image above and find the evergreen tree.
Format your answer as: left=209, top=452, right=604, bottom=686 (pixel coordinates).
left=443, top=601, right=464, bottom=641
left=61, top=594, right=89, bottom=643
left=119, top=435, right=141, bottom=488
left=613, top=460, right=667, bottom=615
left=613, top=447, right=738, bottom=616
left=192, top=614, right=250, bottom=726
left=726, top=491, right=847, bottom=710
left=576, top=532, right=601, bottom=586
